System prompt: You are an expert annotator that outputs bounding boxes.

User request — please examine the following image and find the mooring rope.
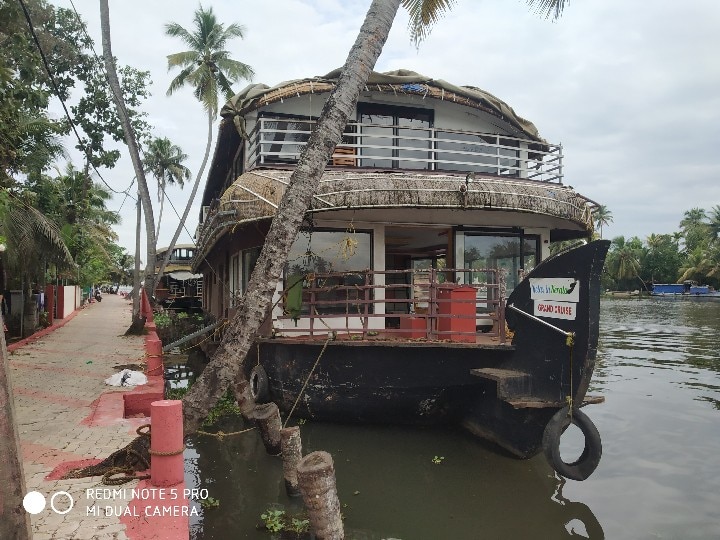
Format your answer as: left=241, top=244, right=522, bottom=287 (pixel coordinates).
left=565, top=332, right=575, bottom=421
left=283, top=336, right=334, bottom=428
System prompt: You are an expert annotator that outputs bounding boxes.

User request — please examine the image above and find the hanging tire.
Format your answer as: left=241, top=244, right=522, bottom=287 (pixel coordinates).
left=249, top=365, right=270, bottom=403
left=542, top=405, right=602, bottom=481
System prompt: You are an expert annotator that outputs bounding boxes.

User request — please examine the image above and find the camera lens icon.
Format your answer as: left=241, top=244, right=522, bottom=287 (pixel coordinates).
left=23, top=491, right=74, bottom=515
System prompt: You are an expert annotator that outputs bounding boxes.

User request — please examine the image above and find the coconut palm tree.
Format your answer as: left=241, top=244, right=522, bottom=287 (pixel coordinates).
left=158, top=6, right=254, bottom=289
left=593, top=205, right=613, bottom=239
left=142, top=137, right=191, bottom=240
left=99, top=0, right=157, bottom=317
left=678, top=248, right=711, bottom=283
left=180, top=0, right=570, bottom=434
left=707, top=205, right=720, bottom=244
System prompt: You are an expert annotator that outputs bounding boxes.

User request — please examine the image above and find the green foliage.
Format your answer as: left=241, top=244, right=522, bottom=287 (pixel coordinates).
left=288, top=517, right=310, bottom=534
left=600, top=206, right=720, bottom=291
left=203, top=390, right=242, bottom=426
left=260, top=509, right=285, bottom=533
left=259, top=507, right=310, bottom=534
left=199, top=496, right=220, bottom=509
left=165, top=6, right=255, bottom=115
left=166, top=385, right=240, bottom=427
left=431, top=455, right=445, bottom=464
left=153, top=312, right=172, bottom=329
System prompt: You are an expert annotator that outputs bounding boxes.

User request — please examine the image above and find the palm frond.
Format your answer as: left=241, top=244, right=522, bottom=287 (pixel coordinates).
left=526, top=0, right=569, bottom=21
left=401, top=0, right=457, bottom=47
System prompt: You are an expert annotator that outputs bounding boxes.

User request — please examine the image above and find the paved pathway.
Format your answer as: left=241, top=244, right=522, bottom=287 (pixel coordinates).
left=8, top=294, right=148, bottom=539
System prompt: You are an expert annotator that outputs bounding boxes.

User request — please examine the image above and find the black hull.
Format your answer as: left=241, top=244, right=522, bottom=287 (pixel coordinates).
left=248, top=241, right=610, bottom=459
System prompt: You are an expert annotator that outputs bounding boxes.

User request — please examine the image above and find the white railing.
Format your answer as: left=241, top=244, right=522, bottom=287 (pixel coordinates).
left=246, top=116, right=563, bottom=183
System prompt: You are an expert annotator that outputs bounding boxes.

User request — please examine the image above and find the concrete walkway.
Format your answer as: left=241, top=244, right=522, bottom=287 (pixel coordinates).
left=8, top=294, right=148, bottom=539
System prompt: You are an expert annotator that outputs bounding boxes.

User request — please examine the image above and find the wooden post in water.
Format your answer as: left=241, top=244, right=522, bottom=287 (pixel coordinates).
left=297, top=451, right=344, bottom=540
left=280, top=426, right=302, bottom=497
left=253, top=402, right=282, bottom=454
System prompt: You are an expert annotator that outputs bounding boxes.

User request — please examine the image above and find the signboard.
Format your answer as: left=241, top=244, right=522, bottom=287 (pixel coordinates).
left=534, top=300, right=577, bottom=320
left=529, top=278, right=580, bottom=303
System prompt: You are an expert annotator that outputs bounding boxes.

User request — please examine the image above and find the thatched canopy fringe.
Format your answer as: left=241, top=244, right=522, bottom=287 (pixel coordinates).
left=192, top=169, right=593, bottom=266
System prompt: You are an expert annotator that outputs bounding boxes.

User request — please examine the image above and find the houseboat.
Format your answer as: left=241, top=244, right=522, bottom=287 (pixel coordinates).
left=193, top=69, right=608, bottom=480
left=154, top=244, right=203, bottom=311
left=651, top=281, right=720, bottom=297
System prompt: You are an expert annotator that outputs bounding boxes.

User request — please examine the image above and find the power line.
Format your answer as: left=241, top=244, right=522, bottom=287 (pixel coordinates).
left=17, top=0, right=135, bottom=200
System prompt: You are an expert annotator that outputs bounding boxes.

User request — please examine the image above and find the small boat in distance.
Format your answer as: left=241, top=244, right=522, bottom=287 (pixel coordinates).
left=651, top=281, right=720, bottom=298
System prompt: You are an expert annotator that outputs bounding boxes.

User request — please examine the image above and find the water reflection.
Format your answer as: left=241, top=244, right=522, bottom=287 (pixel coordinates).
left=187, top=420, right=603, bottom=539
left=567, top=298, right=720, bottom=540
left=184, top=298, right=720, bottom=539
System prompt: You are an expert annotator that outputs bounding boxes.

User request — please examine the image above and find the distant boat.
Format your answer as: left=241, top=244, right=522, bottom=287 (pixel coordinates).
left=651, top=281, right=720, bottom=297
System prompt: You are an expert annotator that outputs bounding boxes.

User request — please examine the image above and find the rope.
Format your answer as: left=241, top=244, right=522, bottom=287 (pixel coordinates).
left=196, top=427, right=256, bottom=441
left=283, top=336, right=333, bottom=427
left=565, top=333, right=575, bottom=420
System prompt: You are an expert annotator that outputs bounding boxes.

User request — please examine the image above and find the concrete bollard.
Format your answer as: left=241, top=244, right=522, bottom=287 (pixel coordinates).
left=252, top=402, right=282, bottom=455
left=297, top=451, right=344, bottom=540
left=145, top=334, right=163, bottom=376
left=280, top=426, right=303, bottom=497
left=149, top=400, right=184, bottom=487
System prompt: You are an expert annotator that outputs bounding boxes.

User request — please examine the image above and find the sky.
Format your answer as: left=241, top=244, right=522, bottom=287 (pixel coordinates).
left=55, top=0, right=720, bottom=258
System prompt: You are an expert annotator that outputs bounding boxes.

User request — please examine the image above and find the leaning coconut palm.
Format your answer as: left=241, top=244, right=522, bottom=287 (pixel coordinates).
left=99, top=0, right=157, bottom=321
left=158, top=6, right=254, bottom=291
left=180, top=0, right=569, bottom=434
left=142, top=137, right=191, bottom=240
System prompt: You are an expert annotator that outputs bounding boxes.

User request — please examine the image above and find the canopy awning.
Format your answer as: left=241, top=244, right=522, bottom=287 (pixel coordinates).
left=167, top=271, right=202, bottom=281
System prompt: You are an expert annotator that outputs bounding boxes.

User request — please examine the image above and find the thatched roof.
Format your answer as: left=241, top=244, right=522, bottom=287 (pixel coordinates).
left=221, top=68, right=543, bottom=142
left=194, top=169, right=595, bottom=266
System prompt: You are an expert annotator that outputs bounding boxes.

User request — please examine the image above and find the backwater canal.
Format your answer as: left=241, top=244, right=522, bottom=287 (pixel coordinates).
left=183, top=298, right=720, bottom=539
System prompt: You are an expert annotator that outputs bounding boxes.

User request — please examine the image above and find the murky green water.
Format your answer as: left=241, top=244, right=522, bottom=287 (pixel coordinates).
left=185, top=298, right=720, bottom=539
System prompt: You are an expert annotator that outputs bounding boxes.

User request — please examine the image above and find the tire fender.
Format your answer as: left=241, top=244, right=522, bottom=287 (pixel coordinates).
left=542, top=405, right=602, bottom=481
left=249, top=365, right=270, bottom=403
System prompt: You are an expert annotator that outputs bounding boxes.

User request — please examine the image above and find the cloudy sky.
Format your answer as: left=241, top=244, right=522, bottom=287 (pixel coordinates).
left=56, top=0, right=720, bottom=256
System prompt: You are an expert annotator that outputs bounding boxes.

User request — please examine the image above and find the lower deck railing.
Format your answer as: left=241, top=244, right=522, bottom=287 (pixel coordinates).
left=274, top=267, right=507, bottom=344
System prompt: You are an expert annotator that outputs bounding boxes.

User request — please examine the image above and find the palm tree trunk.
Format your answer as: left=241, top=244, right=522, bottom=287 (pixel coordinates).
left=155, top=189, right=165, bottom=241
left=133, top=195, right=141, bottom=319
left=0, top=326, right=32, bottom=538
left=154, top=111, right=214, bottom=292
left=181, top=0, right=402, bottom=434
left=99, top=0, right=157, bottom=297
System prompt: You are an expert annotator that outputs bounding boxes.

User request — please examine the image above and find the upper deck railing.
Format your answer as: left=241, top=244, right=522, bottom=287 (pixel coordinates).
left=246, top=116, right=563, bottom=183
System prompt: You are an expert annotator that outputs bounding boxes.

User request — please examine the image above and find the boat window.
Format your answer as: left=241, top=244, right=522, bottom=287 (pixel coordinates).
left=241, top=247, right=261, bottom=294
left=258, top=112, right=312, bottom=164
left=285, top=229, right=372, bottom=315
left=461, top=233, right=538, bottom=292
left=229, top=254, right=241, bottom=306
left=357, top=103, right=433, bottom=170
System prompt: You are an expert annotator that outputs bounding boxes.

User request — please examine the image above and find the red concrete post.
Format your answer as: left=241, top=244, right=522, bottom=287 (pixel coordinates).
left=146, top=333, right=163, bottom=376
left=141, top=289, right=153, bottom=321
left=44, top=285, right=54, bottom=326
left=150, top=400, right=184, bottom=487
left=56, top=286, right=65, bottom=319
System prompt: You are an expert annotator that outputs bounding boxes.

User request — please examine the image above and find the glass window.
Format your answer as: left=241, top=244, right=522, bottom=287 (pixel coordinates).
left=242, top=247, right=261, bottom=294
left=462, top=234, right=538, bottom=293
left=358, top=104, right=432, bottom=170
left=285, top=230, right=372, bottom=315
left=259, top=114, right=312, bottom=164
